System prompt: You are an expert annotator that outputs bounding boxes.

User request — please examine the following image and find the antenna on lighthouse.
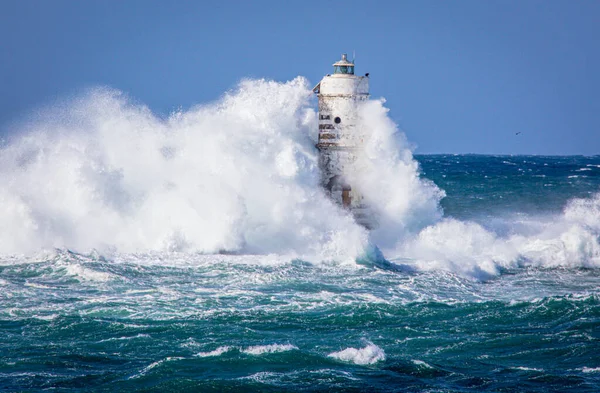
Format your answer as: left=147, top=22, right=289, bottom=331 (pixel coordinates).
left=353, top=50, right=356, bottom=63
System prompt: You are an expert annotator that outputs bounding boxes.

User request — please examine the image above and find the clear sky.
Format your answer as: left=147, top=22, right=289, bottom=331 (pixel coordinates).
left=1, top=0, right=599, bottom=155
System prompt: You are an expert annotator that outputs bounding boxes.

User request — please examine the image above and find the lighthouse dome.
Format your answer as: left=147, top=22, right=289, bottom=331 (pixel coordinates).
left=332, top=54, right=354, bottom=75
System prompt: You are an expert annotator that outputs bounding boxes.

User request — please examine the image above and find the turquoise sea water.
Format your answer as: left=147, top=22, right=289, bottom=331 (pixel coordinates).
left=1, top=155, right=599, bottom=392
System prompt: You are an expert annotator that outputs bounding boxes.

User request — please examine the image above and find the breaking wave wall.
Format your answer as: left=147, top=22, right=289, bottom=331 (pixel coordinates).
left=1, top=77, right=599, bottom=278
left=0, top=78, right=441, bottom=259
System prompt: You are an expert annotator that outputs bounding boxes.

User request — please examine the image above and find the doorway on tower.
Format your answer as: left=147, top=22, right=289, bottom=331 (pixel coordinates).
left=326, top=175, right=352, bottom=209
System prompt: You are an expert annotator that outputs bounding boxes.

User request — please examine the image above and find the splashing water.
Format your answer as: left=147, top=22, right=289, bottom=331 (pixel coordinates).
left=0, top=78, right=377, bottom=258
left=1, top=77, right=600, bottom=279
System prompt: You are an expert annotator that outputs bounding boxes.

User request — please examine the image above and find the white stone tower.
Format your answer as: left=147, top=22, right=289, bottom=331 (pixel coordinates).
left=312, top=54, right=373, bottom=228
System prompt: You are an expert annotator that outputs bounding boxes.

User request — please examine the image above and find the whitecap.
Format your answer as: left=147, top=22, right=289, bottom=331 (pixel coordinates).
left=24, top=281, right=51, bottom=289
left=129, top=356, right=185, bottom=379
left=242, top=343, right=298, bottom=355
left=98, top=333, right=150, bottom=343
left=64, top=263, right=113, bottom=282
left=581, top=367, right=600, bottom=373
left=412, top=359, right=434, bottom=368
left=512, top=366, right=543, bottom=372
left=195, top=346, right=234, bottom=357
left=328, top=342, right=385, bottom=365
left=393, top=193, right=600, bottom=279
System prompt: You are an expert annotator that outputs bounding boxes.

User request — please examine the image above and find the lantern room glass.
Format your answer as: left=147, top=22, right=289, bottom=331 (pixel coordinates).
left=333, top=65, right=355, bottom=75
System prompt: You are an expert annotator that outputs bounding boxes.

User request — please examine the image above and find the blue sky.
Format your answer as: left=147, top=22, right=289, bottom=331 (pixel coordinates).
left=1, top=0, right=598, bottom=154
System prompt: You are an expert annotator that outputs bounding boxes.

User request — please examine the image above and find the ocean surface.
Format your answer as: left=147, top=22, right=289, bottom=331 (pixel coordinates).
left=1, top=80, right=599, bottom=392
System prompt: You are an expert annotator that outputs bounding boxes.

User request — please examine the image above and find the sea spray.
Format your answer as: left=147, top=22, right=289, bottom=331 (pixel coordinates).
left=513, top=192, right=600, bottom=268
left=399, top=193, right=600, bottom=278
left=0, top=78, right=447, bottom=261
left=1, top=78, right=600, bottom=279
left=353, top=99, right=444, bottom=248
left=0, top=79, right=375, bottom=258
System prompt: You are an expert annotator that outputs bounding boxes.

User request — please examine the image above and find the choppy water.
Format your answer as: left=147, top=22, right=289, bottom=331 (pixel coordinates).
left=1, top=79, right=599, bottom=391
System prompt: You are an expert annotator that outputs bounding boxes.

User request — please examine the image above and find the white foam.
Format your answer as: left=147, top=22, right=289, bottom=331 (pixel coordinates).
left=2, top=76, right=599, bottom=280
left=412, top=359, right=434, bottom=368
left=0, top=76, right=449, bottom=263
left=98, top=334, right=150, bottom=343
left=400, top=218, right=517, bottom=279
left=64, top=263, right=113, bottom=282
left=31, top=314, right=59, bottom=321
left=395, top=193, right=600, bottom=279
left=24, top=281, right=51, bottom=289
left=328, top=342, right=386, bottom=365
left=513, top=366, right=543, bottom=372
left=581, top=367, right=600, bottom=373
left=242, top=344, right=298, bottom=355
left=0, top=79, right=393, bottom=260
left=353, top=100, right=444, bottom=248
left=195, top=346, right=234, bottom=357
left=129, top=356, right=184, bottom=379
left=240, top=371, right=281, bottom=383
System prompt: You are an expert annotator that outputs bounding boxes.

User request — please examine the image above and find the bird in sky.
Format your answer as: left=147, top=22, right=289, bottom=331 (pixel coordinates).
left=515, top=132, right=522, bottom=135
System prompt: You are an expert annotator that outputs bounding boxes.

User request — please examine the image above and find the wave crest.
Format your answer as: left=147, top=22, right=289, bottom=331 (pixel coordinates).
left=328, top=342, right=386, bottom=365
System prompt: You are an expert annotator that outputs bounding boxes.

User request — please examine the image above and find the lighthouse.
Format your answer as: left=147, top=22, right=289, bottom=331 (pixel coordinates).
left=312, top=54, right=374, bottom=228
